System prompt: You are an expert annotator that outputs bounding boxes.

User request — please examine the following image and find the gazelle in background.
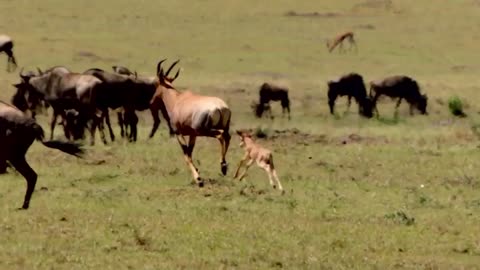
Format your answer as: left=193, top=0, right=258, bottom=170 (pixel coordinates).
left=326, top=31, right=357, bottom=53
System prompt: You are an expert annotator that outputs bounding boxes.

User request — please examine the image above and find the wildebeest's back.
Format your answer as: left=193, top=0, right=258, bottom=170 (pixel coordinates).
left=371, top=75, right=420, bottom=98
left=259, top=83, right=289, bottom=103
left=328, top=73, right=367, bottom=98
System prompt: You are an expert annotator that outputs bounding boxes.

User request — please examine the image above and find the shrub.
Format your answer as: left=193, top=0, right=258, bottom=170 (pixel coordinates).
left=448, top=96, right=467, bottom=117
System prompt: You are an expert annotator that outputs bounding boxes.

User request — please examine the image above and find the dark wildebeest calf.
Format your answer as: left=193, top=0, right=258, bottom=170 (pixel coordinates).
left=0, top=101, right=84, bottom=209
left=327, top=73, right=373, bottom=118
left=253, top=83, right=291, bottom=120
left=0, top=35, right=17, bottom=72
left=369, top=75, right=428, bottom=117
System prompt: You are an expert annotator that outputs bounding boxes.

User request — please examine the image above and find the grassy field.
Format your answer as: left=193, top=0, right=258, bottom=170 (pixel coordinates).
left=1, top=0, right=480, bottom=269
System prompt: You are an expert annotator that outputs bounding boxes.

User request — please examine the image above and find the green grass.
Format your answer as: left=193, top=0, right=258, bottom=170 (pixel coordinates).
left=1, top=0, right=480, bottom=268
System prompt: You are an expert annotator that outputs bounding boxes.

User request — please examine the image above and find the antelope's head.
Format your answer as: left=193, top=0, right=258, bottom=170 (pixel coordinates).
left=236, top=130, right=253, bottom=147
left=156, top=59, right=181, bottom=89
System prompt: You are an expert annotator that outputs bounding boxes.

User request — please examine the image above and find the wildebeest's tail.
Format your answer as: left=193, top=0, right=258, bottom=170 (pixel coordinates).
left=31, top=122, right=84, bottom=157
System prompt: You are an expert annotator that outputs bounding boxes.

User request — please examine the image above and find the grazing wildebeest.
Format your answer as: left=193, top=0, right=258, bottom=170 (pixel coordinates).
left=369, top=75, right=428, bottom=116
left=327, top=72, right=373, bottom=118
left=12, top=70, right=106, bottom=145
left=326, top=31, right=357, bottom=53
left=0, top=101, right=84, bottom=209
left=0, top=35, right=17, bottom=72
left=253, top=83, right=291, bottom=120
left=112, top=65, right=135, bottom=76
left=234, top=130, right=284, bottom=192
left=152, top=59, right=231, bottom=187
left=13, top=66, right=72, bottom=119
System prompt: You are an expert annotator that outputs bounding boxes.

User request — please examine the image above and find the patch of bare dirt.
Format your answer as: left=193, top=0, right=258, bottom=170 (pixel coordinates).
left=241, top=71, right=288, bottom=80
left=74, top=51, right=118, bottom=63
left=352, top=0, right=393, bottom=10
left=284, top=10, right=341, bottom=18
left=244, top=128, right=388, bottom=146
left=339, top=133, right=389, bottom=145
left=355, top=24, right=376, bottom=30
left=451, top=65, right=473, bottom=72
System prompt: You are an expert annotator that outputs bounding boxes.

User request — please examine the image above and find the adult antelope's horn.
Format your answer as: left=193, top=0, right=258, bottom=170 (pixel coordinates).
left=156, top=58, right=167, bottom=75
left=36, top=67, right=43, bottom=75
left=157, top=67, right=165, bottom=82
left=171, top=68, right=181, bottom=81
left=165, top=59, right=179, bottom=77
left=134, top=71, right=138, bottom=79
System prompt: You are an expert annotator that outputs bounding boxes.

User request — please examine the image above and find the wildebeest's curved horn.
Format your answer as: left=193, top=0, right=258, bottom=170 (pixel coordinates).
left=19, top=67, right=29, bottom=81
left=37, top=67, right=43, bottom=75
left=165, top=59, right=180, bottom=77
left=156, top=59, right=167, bottom=76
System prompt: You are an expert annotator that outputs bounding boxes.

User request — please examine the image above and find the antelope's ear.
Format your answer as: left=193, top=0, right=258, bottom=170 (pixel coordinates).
left=12, top=83, right=22, bottom=89
left=236, top=130, right=243, bottom=136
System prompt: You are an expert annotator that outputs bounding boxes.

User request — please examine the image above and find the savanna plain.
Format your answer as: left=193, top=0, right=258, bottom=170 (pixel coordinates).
left=1, top=0, right=480, bottom=269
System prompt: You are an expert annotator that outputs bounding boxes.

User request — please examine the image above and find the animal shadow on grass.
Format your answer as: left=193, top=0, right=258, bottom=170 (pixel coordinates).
left=375, top=114, right=405, bottom=125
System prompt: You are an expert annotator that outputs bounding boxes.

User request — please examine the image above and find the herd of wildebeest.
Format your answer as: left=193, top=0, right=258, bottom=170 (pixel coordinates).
left=0, top=35, right=429, bottom=209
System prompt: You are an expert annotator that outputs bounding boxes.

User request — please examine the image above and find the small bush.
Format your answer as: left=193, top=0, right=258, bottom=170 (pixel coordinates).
left=448, top=96, right=467, bottom=117
left=254, top=126, right=270, bottom=138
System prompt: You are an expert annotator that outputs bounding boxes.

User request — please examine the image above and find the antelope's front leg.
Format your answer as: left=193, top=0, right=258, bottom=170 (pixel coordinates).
left=237, top=159, right=254, bottom=181
left=176, top=135, right=202, bottom=186
left=234, top=153, right=249, bottom=179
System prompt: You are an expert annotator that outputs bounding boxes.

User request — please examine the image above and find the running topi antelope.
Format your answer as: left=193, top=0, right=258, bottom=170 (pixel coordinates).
left=0, top=35, right=17, bottom=72
left=0, top=100, right=84, bottom=209
left=233, top=130, right=283, bottom=191
left=152, top=59, right=231, bottom=187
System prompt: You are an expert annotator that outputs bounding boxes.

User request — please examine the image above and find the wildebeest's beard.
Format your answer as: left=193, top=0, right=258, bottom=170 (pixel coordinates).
left=11, top=88, right=29, bottom=112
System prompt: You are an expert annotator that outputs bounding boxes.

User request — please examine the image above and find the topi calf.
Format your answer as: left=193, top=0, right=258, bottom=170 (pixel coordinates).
left=234, top=130, right=283, bottom=192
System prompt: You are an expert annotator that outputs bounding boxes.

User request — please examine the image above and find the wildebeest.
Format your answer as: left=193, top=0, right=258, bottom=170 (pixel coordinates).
left=12, top=69, right=106, bottom=145
left=0, top=101, right=84, bottom=209
left=152, top=59, right=231, bottom=187
left=327, top=72, right=373, bottom=118
left=36, top=65, right=72, bottom=76
left=253, top=83, right=291, bottom=120
left=369, top=75, right=428, bottom=116
left=0, top=35, right=17, bottom=72
left=82, top=67, right=163, bottom=142
left=112, top=65, right=135, bottom=76
left=234, top=130, right=284, bottom=192
left=12, top=66, right=72, bottom=119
